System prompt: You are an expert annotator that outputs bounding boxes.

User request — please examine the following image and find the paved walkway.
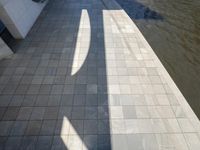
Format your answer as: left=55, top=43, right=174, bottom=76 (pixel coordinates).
left=0, top=0, right=200, bottom=149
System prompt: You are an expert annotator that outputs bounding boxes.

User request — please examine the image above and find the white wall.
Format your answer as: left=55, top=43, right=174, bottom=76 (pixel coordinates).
left=0, top=37, right=13, bottom=59
left=0, top=0, right=47, bottom=39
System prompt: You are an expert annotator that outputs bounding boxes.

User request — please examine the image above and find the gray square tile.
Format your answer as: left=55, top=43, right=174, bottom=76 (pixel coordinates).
left=48, top=95, right=61, bottom=106
left=74, top=84, right=86, bottom=94
left=44, top=107, right=59, bottom=120
left=17, top=107, right=33, bottom=120
left=69, top=120, right=84, bottom=134
left=73, top=94, right=86, bottom=106
left=72, top=106, right=85, bottom=119
left=97, top=135, right=111, bottom=150
left=25, top=121, right=42, bottom=135
left=60, top=94, right=74, bottom=106
left=0, top=95, right=12, bottom=107
left=30, top=107, right=45, bottom=120
left=83, top=135, right=97, bottom=150
left=9, top=95, right=24, bottom=106
left=27, top=85, right=41, bottom=95
left=10, top=121, right=28, bottom=135
left=0, top=121, right=13, bottom=136
left=2, top=107, right=20, bottom=120
left=51, top=85, right=64, bottom=94
left=36, top=136, right=53, bottom=150
left=22, top=95, right=36, bottom=106
left=5, top=137, right=22, bottom=150
left=20, top=136, right=37, bottom=150
left=35, top=95, right=49, bottom=106
left=84, top=120, right=98, bottom=134
left=98, top=119, right=110, bottom=134
left=85, top=106, right=98, bottom=119
left=40, top=120, right=56, bottom=135
left=39, top=84, right=52, bottom=94
left=58, top=106, right=72, bottom=119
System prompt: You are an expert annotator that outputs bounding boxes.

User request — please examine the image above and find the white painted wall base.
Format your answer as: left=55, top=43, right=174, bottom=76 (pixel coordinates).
left=0, top=38, right=13, bottom=59
left=0, top=0, right=47, bottom=39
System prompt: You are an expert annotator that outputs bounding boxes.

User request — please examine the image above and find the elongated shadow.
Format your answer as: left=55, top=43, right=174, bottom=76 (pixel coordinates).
left=45, top=0, right=112, bottom=149
left=0, top=0, right=117, bottom=149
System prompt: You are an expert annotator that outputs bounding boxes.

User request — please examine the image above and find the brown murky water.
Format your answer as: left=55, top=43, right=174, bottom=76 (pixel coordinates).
left=116, top=0, right=200, bottom=118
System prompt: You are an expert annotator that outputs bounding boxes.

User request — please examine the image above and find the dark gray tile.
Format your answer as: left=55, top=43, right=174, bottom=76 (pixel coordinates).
left=58, top=106, right=72, bottom=119
left=36, top=136, right=53, bottom=150
left=44, top=107, right=59, bottom=120
left=98, top=106, right=109, bottom=119
left=98, top=94, right=108, bottom=106
left=51, top=85, right=63, bottom=94
left=5, top=137, right=22, bottom=150
left=0, top=95, right=12, bottom=107
left=53, top=76, right=65, bottom=84
left=86, top=94, right=98, bottom=106
left=74, top=84, right=86, bottom=94
left=17, top=107, right=33, bottom=120
left=20, top=76, right=33, bottom=84
left=15, top=85, right=29, bottom=94
left=2, top=107, right=20, bottom=120
left=0, top=137, right=7, bottom=150
left=10, top=121, right=28, bottom=135
left=0, top=107, right=6, bottom=120
left=98, top=120, right=110, bottom=134
left=48, top=95, right=61, bottom=106
left=84, top=120, right=98, bottom=134
left=20, top=136, right=37, bottom=150
left=85, top=106, right=98, bottom=119
left=2, top=84, right=18, bottom=94
left=62, top=84, right=74, bottom=94
left=39, top=84, right=52, bottom=94
left=30, top=107, right=45, bottom=120
left=0, top=121, right=13, bottom=136
left=72, top=106, right=85, bottom=119
left=60, top=94, right=73, bottom=106
left=97, top=135, right=111, bottom=150
left=73, top=94, right=86, bottom=106
left=122, top=106, right=137, bottom=119
left=35, top=95, right=49, bottom=106
left=25, top=121, right=42, bottom=135
left=45, top=67, right=57, bottom=76
left=22, top=95, right=36, bottom=106
left=83, top=135, right=97, bottom=150
left=51, top=136, right=67, bottom=150
left=27, top=85, right=41, bottom=95
left=70, top=120, right=84, bottom=134
left=40, top=120, right=56, bottom=135
left=9, top=95, right=24, bottom=106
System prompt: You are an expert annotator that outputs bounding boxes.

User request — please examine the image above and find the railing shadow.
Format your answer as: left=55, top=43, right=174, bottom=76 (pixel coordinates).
left=43, top=0, right=111, bottom=149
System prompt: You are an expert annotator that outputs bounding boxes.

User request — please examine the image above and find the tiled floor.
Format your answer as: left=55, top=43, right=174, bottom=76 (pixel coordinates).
left=0, top=0, right=200, bottom=149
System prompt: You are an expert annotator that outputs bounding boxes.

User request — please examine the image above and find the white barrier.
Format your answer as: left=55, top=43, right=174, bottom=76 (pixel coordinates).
left=0, top=0, right=47, bottom=39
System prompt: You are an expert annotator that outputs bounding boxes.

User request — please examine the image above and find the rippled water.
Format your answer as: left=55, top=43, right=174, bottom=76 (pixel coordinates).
left=116, top=0, right=200, bottom=118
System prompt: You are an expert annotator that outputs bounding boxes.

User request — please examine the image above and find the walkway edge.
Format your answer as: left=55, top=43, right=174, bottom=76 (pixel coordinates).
left=102, top=0, right=200, bottom=131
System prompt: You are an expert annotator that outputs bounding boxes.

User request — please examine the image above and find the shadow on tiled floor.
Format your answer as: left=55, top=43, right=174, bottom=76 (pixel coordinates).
left=0, top=0, right=199, bottom=149
left=0, top=0, right=112, bottom=149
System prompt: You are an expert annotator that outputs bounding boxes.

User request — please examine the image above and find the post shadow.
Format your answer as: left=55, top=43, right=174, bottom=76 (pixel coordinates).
left=46, top=0, right=112, bottom=149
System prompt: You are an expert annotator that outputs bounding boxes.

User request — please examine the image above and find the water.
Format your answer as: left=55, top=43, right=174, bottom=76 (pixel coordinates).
left=116, top=0, right=200, bottom=118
